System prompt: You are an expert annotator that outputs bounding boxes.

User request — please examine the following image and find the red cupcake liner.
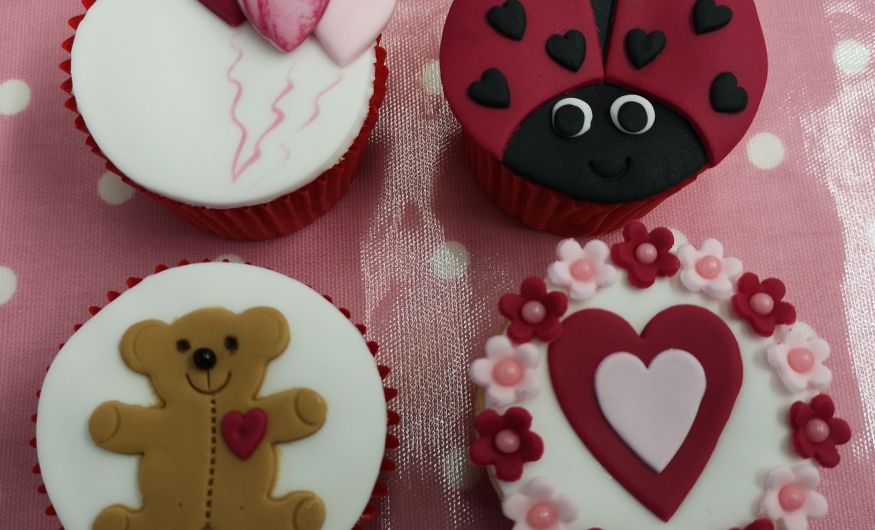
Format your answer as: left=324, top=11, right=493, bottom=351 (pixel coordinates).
left=31, top=259, right=398, bottom=529
left=61, top=1, right=388, bottom=240
left=464, top=132, right=699, bottom=236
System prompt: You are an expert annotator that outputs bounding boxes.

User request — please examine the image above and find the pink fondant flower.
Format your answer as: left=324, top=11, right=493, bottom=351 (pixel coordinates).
left=760, top=464, right=827, bottom=530
left=732, top=273, right=796, bottom=337
left=610, top=221, right=680, bottom=289
left=677, top=238, right=743, bottom=299
left=470, top=336, right=542, bottom=407
left=789, top=394, right=851, bottom=468
left=547, top=239, right=617, bottom=301
left=500, top=278, right=568, bottom=344
left=766, top=323, right=832, bottom=393
left=471, top=408, right=544, bottom=482
left=729, top=520, right=775, bottom=530
left=503, top=477, right=579, bottom=530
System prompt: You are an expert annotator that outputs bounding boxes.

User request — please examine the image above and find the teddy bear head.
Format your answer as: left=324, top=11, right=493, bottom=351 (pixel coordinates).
left=120, top=307, right=290, bottom=402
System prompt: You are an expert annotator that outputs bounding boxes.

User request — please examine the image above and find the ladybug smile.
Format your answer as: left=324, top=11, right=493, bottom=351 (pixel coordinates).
left=590, top=157, right=630, bottom=179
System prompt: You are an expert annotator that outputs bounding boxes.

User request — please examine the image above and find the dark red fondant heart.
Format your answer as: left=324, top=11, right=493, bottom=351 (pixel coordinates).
left=548, top=306, right=742, bottom=521
left=198, top=0, right=247, bottom=27
left=221, top=408, right=268, bottom=460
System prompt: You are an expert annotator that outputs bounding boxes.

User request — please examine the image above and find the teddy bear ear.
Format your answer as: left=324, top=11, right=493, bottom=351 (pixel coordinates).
left=119, top=319, right=166, bottom=374
left=239, top=307, right=291, bottom=359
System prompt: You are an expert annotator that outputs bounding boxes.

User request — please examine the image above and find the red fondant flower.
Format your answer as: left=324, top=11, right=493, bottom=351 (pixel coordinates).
left=730, top=520, right=775, bottom=530
left=610, top=221, right=680, bottom=288
left=500, top=277, right=568, bottom=344
left=789, top=394, right=851, bottom=468
left=470, top=407, right=544, bottom=482
left=731, top=273, right=796, bottom=337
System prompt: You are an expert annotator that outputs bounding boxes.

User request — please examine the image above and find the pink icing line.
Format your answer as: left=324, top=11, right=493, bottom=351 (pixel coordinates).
left=227, top=33, right=249, bottom=183
left=279, top=75, right=344, bottom=162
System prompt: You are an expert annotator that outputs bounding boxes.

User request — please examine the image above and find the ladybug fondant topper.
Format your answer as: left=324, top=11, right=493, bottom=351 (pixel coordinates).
left=440, top=0, right=768, bottom=203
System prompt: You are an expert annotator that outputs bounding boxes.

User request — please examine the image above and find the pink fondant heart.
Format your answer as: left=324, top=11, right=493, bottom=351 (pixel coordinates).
left=238, top=0, right=330, bottom=53
left=315, top=0, right=396, bottom=66
left=221, top=408, right=268, bottom=460
left=199, top=0, right=247, bottom=27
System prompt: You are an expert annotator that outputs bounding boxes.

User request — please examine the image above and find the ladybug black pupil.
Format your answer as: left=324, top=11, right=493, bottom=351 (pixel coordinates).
left=618, top=102, right=649, bottom=133
left=176, top=339, right=191, bottom=353
left=553, top=104, right=585, bottom=138
left=225, top=336, right=239, bottom=351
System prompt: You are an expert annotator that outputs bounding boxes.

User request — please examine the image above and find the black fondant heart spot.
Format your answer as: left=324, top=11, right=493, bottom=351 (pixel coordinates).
left=487, top=0, right=526, bottom=41
left=546, top=30, right=587, bottom=72
left=469, top=68, right=511, bottom=108
left=625, top=29, right=666, bottom=69
left=693, top=0, right=734, bottom=35
left=710, top=72, right=748, bottom=113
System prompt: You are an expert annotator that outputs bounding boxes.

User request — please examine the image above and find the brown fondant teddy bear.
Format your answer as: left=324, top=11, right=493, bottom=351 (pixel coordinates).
left=88, top=307, right=327, bottom=530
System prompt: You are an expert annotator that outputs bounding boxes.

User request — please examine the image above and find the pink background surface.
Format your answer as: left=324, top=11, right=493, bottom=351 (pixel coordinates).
left=1, top=1, right=873, bottom=528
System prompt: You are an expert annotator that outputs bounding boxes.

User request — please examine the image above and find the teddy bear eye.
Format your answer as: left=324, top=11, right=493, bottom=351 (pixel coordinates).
left=610, top=94, right=656, bottom=135
left=176, top=339, right=191, bottom=353
left=225, top=336, right=239, bottom=352
left=551, top=98, right=593, bottom=138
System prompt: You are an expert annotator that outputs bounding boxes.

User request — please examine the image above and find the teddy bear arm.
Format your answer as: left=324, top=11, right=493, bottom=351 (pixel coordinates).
left=258, top=388, right=327, bottom=444
left=88, top=401, right=164, bottom=454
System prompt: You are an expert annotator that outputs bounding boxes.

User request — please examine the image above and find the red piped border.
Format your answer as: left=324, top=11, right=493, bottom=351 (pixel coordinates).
left=31, top=260, right=398, bottom=529
left=61, top=0, right=389, bottom=241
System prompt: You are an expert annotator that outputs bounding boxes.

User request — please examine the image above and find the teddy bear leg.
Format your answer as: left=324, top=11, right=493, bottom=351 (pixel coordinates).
left=284, top=491, right=326, bottom=530
left=92, top=505, right=134, bottom=530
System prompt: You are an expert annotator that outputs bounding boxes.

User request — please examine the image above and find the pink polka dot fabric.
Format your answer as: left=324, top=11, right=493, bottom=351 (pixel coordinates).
left=0, top=1, right=873, bottom=528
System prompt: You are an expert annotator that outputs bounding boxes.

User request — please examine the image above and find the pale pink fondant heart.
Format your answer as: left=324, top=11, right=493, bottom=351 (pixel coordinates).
left=238, top=0, right=330, bottom=53
left=315, top=0, right=396, bottom=66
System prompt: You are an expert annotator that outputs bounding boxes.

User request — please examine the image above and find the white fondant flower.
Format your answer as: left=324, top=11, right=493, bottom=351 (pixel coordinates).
left=760, top=464, right=828, bottom=530
left=470, top=336, right=542, bottom=407
left=503, top=476, right=579, bottom=530
left=767, top=323, right=832, bottom=394
left=547, top=239, right=617, bottom=301
left=677, top=238, right=743, bottom=299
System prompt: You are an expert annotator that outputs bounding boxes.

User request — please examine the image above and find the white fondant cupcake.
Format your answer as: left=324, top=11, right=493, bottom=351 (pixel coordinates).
left=63, top=0, right=395, bottom=239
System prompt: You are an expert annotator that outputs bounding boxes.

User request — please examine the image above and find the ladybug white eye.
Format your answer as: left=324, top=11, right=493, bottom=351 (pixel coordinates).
left=610, top=95, right=656, bottom=135
left=551, top=98, right=593, bottom=138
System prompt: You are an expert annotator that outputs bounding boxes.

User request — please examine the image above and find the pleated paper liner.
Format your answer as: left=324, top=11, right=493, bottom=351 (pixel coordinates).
left=31, top=259, right=399, bottom=529
left=464, top=132, right=699, bottom=236
left=61, top=0, right=388, bottom=240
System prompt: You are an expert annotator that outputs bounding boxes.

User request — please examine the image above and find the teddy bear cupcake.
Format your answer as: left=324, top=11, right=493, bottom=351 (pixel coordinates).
left=63, top=0, right=395, bottom=239
left=440, top=0, right=768, bottom=235
left=36, top=261, right=397, bottom=530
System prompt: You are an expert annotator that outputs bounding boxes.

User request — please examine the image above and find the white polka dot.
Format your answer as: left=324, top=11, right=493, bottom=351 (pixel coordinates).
left=0, top=79, right=31, bottom=116
left=0, top=267, right=17, bottom=306
left=834, top=39, right=871, bottom=75
left=214, top=254, right=244, bottom=263
left=97, top=172, right=135, bottom=205
left=747, top=132, right=786, bottom=170
left=421, top=60, right=443, bottom=96
left=442, top=446, right=477, bottom=490
left=431, top=241, right=469, bottom=280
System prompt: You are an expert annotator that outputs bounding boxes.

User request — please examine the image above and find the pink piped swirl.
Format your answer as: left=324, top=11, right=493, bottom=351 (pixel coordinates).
left=503, top=477, right=579, bottom=530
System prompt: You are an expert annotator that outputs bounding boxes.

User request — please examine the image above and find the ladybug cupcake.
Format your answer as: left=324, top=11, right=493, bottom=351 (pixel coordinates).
left=440, top=0, right=768, bottom=235
left=64, top=0, right=395, bottom=240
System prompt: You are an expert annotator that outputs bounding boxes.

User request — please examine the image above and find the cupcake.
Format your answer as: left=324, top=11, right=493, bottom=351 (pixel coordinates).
left=63, top=0, right=396, bottom=240
left=440, top=0, right=768, bottom=235
left=35, top=261, right=397, bottom=530
left=468, top=221, right=851, bottom=529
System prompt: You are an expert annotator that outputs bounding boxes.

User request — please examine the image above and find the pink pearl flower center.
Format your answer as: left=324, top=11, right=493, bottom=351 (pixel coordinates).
left=750, top=292, right=775, bottom=316
left=806, top=418, right=831, bottom=443
left=521, top=301, right=547, bottom=324
left=492, top=359, right=525, bottom=386
left=494, top=429, right=522, bottom=454
left=778, top=484, right=807, bottom=512
left=526, top=501, right=559, bottom=529
left=695, top=255, right=723, bottom=280
left=570, top=259, right=597, bottom=282
left=787, top=348, right=815, bottom=374
left=635, top=243, right=658, bottom=265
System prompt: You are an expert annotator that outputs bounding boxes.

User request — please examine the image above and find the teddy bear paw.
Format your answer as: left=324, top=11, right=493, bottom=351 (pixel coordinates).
left=295, top=389, right=327, bottom=426
left=293, top=496, right=326, bottom=530
left=89, top=402, right=121, bottom=445
left=93, top=506, right=131, bottom=530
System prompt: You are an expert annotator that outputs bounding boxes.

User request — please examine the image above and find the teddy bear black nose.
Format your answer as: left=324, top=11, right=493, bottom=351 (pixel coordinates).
left=192, top=348, right=217, bottom=371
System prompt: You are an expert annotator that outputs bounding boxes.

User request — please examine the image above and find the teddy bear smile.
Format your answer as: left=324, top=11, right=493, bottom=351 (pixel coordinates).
left=186, top=371, right=232, bottom=395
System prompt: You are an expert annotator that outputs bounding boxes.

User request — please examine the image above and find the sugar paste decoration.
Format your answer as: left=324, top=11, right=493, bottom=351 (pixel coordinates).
left=468, top=220, right=851, bottom=529
left=499, top=277, right=568, bottom=344
left=502, top=477, right=580, bottom=530
left=199, top=0, right=396, bottom=66
left=88, top=307, right=328, bottom=530
left=440, top=0, right=768, bottom=203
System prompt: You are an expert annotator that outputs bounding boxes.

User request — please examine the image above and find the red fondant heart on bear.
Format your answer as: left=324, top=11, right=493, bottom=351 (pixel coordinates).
left=221, top=408, right=268, bottom=460
left=548, top=306, right=742, bottom=521
left=198, top=0, right=248, bottom=27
